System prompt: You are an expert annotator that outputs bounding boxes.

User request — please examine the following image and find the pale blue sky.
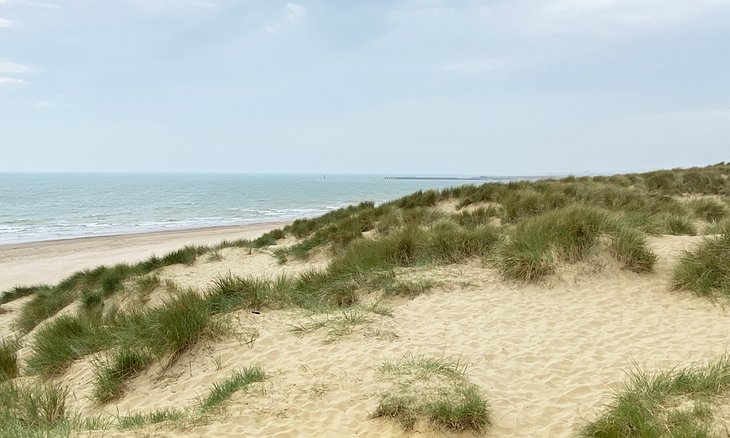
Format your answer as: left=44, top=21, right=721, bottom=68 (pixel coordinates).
left=1, top=0, right=729, bottom=174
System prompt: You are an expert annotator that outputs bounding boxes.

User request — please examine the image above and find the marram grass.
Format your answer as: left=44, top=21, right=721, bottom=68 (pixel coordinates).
left=581, top=356, right=730, bottom=437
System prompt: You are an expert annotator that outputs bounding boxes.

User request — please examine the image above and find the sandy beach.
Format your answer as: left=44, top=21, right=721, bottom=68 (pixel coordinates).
left=0, top=222, right=288, bottom=291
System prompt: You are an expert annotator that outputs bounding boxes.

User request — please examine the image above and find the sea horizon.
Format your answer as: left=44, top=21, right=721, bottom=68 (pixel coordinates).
left=0, top=172, right=516, bottom=245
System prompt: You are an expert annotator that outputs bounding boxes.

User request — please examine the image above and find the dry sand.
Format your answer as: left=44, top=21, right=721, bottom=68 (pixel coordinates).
left=0, top=222, right=288, bottom=291
left=2, top=233, right=729, bottom=437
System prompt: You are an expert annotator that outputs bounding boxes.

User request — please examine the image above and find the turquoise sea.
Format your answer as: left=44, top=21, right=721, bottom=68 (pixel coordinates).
left=0, top=173, right=486, bottom=245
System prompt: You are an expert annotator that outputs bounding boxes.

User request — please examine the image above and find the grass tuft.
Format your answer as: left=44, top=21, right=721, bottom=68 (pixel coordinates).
left=290, top=310, right=373, bottom=343
left=499, top=205, right=656, bottom=281
left=671, top=227, right=730, bottom=297
left=198, top=366, right=266, bottom=411
left=0, top=337, right=20, bottom=382
left=0, top=284, right=53, bottom=304
left=581, top=356, right=730, bottom=437
left=116, top=408, right=184, bottom=428
left=373, top=356, right=490, bottom=432
left=206, top=275, right=278, bottom=312
left=0, top=381, right=71, bottom=432
left=14, top=286, right=77, bottom=334
left=688, top=198, right=729, bottom=222
left=26, top=311, right=108, bottom=376
left=93, top=348, right=152, bottom=403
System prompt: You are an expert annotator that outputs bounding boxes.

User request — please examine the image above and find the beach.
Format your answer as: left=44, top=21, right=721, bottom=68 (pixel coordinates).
left=2, top=165, right=730, bottom=436
left=0, top=222, right=288, bottom=291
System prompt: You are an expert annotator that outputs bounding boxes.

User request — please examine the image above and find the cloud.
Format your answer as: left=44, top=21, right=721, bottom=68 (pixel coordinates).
left=0, top=61, right=35, bottom=73
left=0, top=77, right=25, bottom=85
left=0, top=17, right=13, bottom=28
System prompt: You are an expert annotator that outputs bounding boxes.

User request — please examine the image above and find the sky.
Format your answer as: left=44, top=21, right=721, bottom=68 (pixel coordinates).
left=0, top=0, right=729, bottom=175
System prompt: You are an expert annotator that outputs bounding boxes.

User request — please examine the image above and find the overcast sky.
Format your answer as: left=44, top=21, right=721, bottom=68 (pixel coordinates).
left=1, top=0, right=729, bottom=174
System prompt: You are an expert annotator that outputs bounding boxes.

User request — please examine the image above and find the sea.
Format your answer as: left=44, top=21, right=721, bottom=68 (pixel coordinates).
left=0, top=173, right=494, bottom=245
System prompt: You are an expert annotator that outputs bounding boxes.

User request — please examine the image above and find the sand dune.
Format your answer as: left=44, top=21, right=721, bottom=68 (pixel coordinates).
left=2, top=233, right=726, bottom=436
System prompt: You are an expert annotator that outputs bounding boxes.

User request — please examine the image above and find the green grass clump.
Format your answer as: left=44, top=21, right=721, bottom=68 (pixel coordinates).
left=688, top=198, right=729, bottom=222
left=499, top=205, right=656, bottom=282
left=0, top=337, right=20, bottom=382
left=251, top=228, right=286, bottom=248
left=0, top=284, right=52, bottom=304
left=285, top=207, right=384, bottom=259
left=116, top=408, right=184, bottom=428
left=452, top=206, right=501, bottom=227
left=159, top=246, right=207, bottom=266
left=15, top=286, right=77, bottom=334
left=373, top=356, right=491, bottom=432
left=80, top=289, right=104, bottom=310
left=609, top=228, right=657, bottom=273
left=142, top=290, right=220, bottom=361
left=581, top=356, right=730, bottom=437
left=0, top=381, right=72, bottom=434
left=284, top=201, right=376, bottom=239
left=395, top=189, right=440, bottom=209
left=661, top=214, right=697, bottom=236
left=427, top=385, right=492, bottom=431
left=93, top=348, right=152, bottom=403
left=198, top=366, right=266, bottom=412
left=27, top=289, right=220, bottom=379
left=671, top=227, right=730, bottom=297
left=26, top=311, right=109, bottom=376
left=206, top=275, right=282, bottom=312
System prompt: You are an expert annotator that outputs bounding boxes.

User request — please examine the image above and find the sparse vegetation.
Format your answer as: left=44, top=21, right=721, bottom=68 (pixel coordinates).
left=289, top=310, right=373, bottom=343
left=373, top=356, right=491, bottom=432
left=581, top=356, right=730, bottom=437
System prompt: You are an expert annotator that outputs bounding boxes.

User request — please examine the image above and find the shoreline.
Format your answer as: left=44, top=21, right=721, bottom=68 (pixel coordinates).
left=0, top=221, right=291, bottom=249
left=0, top=221, right=290, bottom=291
